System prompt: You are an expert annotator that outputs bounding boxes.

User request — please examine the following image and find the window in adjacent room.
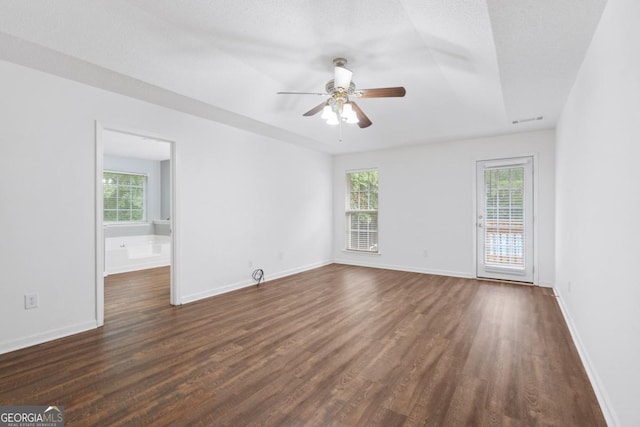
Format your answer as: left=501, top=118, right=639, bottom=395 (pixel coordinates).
left=103, top=171, right=146, bottom=222
left=346, top=170, right=379, bottom=252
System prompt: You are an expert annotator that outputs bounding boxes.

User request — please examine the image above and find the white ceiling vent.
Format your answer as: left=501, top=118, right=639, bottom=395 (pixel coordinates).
left=512, top=116, right=543, bottom=125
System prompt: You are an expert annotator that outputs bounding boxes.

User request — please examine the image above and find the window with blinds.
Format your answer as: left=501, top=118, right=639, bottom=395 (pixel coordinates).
left=484, top=167, right=525, bottom=268
left=103, top=171, right=146, bottom=222
left=346, top=170, right=378, bottom=252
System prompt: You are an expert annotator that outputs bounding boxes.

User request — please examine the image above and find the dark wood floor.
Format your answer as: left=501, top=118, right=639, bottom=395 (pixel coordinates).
left=0, top=264, right=605, bottom=426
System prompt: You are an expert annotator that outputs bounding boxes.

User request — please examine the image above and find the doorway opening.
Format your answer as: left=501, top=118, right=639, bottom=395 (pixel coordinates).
left=95, top=123, right=178, bottom=326
left=476, top=157, right=534, bottom=283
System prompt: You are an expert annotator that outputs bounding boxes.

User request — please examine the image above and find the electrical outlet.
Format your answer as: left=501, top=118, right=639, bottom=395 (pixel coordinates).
left=567, top=281, right=572, bottom=293
left=248, top=260, right=253, bottom=269
left=279, top=251, right=284, bottom=261
left=423, top=249, right=429, bottom=258
left=25, top=293, right=38, bottom=310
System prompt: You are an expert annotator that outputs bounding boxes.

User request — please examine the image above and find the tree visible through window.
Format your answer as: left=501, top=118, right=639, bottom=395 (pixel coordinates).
left=346, top=170, right=378, bottom=252
left=103, top=171, right=146, bottom=222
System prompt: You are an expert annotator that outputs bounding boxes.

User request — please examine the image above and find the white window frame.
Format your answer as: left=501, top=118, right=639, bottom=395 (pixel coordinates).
left=103, top=170, right=147, bottom=223
left=345, top=169, right=379, bottom=253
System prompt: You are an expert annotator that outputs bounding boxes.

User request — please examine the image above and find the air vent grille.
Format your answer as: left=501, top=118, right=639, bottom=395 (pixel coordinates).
left=512, top=116, right=543, bottom=124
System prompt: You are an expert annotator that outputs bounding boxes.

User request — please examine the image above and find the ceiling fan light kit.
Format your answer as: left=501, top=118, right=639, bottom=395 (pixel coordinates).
left=278, top=58, right=406, bottom=131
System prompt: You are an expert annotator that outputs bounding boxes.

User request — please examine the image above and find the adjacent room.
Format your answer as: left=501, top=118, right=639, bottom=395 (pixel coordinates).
left=0, top=0, right=638, bottom=425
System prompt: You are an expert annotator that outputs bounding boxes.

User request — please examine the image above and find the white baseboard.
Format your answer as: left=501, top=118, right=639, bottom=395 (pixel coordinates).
left=180, top=279, right=255, bottom=304
left=0, top=320, right=98, bottom=355
left=553, top=288, right=618, bottom=427
left=180, top=260, right=333, bottom=305
left=536, top=281, right=554, bottom=288
left=262, top=260, right=333, bottom=282
left=333, top=259, right=473, bottom=279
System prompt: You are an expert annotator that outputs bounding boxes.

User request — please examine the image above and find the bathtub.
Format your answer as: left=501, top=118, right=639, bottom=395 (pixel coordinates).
left=105, top=235, right=171, bottom=275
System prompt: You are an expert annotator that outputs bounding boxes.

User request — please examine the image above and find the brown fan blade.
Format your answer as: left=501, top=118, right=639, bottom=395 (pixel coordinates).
left=351, top=102, right=372, bottom=128
left=277, top=91, right=326, bottom=96
left=303, top=102, right=327, bottom=117
left=355, top=87, right=406, bottom=98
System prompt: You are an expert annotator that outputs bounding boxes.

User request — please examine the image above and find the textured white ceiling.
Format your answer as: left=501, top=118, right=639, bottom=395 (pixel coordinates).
left=0, top=0, right=606, bottom=154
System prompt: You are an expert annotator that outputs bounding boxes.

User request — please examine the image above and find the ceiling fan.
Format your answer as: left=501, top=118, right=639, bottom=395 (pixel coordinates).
left=277, top=58, right=406, bottom=129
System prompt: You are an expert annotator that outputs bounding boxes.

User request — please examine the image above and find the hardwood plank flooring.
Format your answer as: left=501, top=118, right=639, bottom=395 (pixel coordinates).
left=0, top=264, right=606, bottom=426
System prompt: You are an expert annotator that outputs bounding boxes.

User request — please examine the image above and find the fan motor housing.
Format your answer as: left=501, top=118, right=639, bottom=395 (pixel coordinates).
left=325, top=79, right=356, bottom=95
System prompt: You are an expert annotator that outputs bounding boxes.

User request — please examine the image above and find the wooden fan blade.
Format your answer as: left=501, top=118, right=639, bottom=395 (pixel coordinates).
left=355, top=87, right=406, bottom=98
left=303, top=102, right=327, bottom=117
left=277, top=91, right=326, bottom=96
left=351, top=102, right=372, bottom=128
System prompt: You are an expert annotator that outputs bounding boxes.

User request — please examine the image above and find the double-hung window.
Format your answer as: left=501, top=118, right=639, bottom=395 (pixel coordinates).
left=346, top=170, right=379, bottom=252
left=103, top=171, right=147, bottom=222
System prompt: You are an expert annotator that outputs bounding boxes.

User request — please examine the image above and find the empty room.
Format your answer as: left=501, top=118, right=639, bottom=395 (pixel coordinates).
left=0, top=0, right=638, bottom=426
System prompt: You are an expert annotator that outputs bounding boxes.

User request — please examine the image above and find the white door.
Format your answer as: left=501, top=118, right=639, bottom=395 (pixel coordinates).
left=476, top=157, right=533, bottom=283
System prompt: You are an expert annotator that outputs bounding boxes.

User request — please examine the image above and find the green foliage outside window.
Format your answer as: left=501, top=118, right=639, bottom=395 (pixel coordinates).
left=104, top=171, right=146, bottom=222
left=484, top=167, right=524, bottom=223
left=349, top=171, right=379, bottom=210
left=347, top=171, right=379, bottom=252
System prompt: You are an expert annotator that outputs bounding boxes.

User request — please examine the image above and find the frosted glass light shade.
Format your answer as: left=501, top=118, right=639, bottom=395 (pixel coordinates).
left=320, top=105, right=333, bottom=120
left=326, top=112, right=339, bottom=125
left=343, top=103, right=358, bottom=123
left=334, top=66, right=353, bottom=89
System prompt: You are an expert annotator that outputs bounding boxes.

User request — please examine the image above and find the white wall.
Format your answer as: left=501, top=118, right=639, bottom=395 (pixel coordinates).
left=160, top=159, right=171, bottom=220
left=0, top=60, right=332, bottom=353
left=333, top=130, right=555, bottom=285
left=555, top=0, right=640, bottom=425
